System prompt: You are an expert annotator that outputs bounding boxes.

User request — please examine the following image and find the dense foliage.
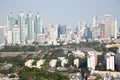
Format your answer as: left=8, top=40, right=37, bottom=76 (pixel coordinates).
left=19, top=67, right=69, bottom=80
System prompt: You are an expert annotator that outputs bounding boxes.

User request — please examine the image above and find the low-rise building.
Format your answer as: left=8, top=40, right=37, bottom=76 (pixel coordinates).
left=74, top=59, right=79, bottom=67
left=61, top=59, right=68, bottom=67
left=25, top=60, right=34, bottom=68
left=36, top=59, right=45, bottom=68
left=49, top=59, right=57, bottom=68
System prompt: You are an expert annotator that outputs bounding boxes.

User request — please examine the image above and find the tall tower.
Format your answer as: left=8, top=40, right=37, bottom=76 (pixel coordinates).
left=92, top=16, right=97, bottom=27
left=7, top=12, right=15, bottom=30
left=18, top=11, right=26, bottom=44
left=114, top=19, right=117, bottom=39
left=27, top=11, right=34, bottom=43
left=34, top=13, right=42, bottom=39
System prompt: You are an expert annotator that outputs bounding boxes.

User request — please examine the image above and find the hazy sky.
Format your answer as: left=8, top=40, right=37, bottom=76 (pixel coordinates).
left=0, top=0, right=120, bottom=27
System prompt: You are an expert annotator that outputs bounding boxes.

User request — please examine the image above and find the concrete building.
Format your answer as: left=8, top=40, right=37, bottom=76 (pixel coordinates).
left=61, top=59, right=68, bottom=67
left=12, top=25, right=20, bottom=44
left=72, top=50, right=85, bottom=58
left=74, top=59, right=79, bottom=67
left=36, top=59, right=45, bottom=68
left=87, top=51, right=97, bottom=71
left=44, top=24, right=58, bottom=45
left=92, top=16, right=98, bottom=28
left=49, top=59, right=57, bottom=68
left=7, top=30, right=12, bottom=44
left=101, top=15, right=117, bottom=39
left=92, top=26, right=100, bottom=40
left=37, top=34, right=46, bottom=44
left=105, top=52, right=115, bottom=70
left=25, top=60, right=34, bottom=68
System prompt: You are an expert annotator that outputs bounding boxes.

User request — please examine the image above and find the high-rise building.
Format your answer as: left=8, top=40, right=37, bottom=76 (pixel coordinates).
left=7, top=30, right=12, bottom=44
left=0, top=26, right=5, bottom=46
left=92, top=26, right=99, bottom=40
left=27, top=11, right=35, bottom=43
left=58, top=25, right=67, bottom=35
left=34, top=13, right=43, bottom=35
left=12, top=25, right=20, bottom=44
left=44, top=24, right=58, bottom=45
left=87, top=51, right=97, bottom=71
left=100, top=21, right=105, bottom=39
left=76, top=21, right=86, bottom=39
left=105, top=52, right=115, bottom=70
left=18, top=11, right=26, bottom=44
left=114, top=19, right=117, bottom=39
left=7, top=12, right=15, bottom=30
left=102, top=15, right=116, bottom=39
left=92, top=16, right=98, bottom=28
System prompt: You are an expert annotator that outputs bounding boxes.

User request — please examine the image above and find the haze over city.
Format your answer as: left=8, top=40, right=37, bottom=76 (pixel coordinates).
left=1, top=0, right=120, bottom=80
left=0, top=0, right=120, bottom=26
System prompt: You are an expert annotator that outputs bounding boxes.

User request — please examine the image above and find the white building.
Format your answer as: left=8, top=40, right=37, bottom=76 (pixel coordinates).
left=37, top=34, right=46, bottom=44
left=25, top=60, right=34, bottom=68
left=7, top=30, right=12, bottom=44
left=12, top=25, right=20, bottom=44
left=61, top=59, right=68, bottom=67
left=36, top=59, right=45, bottom=68
left=74, top=59, right=79, bottom=67
left=105, top=52, right=115, bottom=70
left=72, top=50, right=85, bottom=58
left=44, top=24, right=58, bottom=45
left=49, top=59, right=57, bottom=68
left=87, top=51, right=97, bottom=71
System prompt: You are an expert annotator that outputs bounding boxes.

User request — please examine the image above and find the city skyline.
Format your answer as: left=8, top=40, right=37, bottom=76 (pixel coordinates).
left=0, top=0, right=120, bottom=26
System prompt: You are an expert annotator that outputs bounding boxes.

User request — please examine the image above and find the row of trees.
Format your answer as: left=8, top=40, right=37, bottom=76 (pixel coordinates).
left=0, top=45, right=37, bottom=52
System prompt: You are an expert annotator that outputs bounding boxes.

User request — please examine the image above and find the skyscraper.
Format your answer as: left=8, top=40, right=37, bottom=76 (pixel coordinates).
left=18, top=11, right=26, bottom=44
left=35, top=13, right=43, bottom=35
left=27, top=11, right=35, bottom=43
left=7, top=12, right=15, bottom=30
left=92, top=16, right=98, bottom=27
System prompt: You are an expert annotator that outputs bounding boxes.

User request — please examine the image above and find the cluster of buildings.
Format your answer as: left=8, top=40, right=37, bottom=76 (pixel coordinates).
left=0, top=12, right=120, bottom=47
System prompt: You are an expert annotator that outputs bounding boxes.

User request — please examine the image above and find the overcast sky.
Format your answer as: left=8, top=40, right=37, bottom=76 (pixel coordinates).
left=0, top=0, right=120, bottom=27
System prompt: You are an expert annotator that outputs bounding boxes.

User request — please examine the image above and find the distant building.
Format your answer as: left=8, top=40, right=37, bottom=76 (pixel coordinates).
left=18, top=11, right=26, bottom=44
left=12, top=25, right=20, bottom=44
left=7, top=30, right=12, bottom=44
left=0, top=26, right=5, bottom=46
left=7, top=12, right=15, bottom=30
left=44, top=24, right=58, bottom=45
left=34, top=13, right=43, bottom=36
left=72, top=50, right=85, bottom=58
left=27, top=11, right=35, bottom=44
left=37, top=34, right=46, bottom=44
